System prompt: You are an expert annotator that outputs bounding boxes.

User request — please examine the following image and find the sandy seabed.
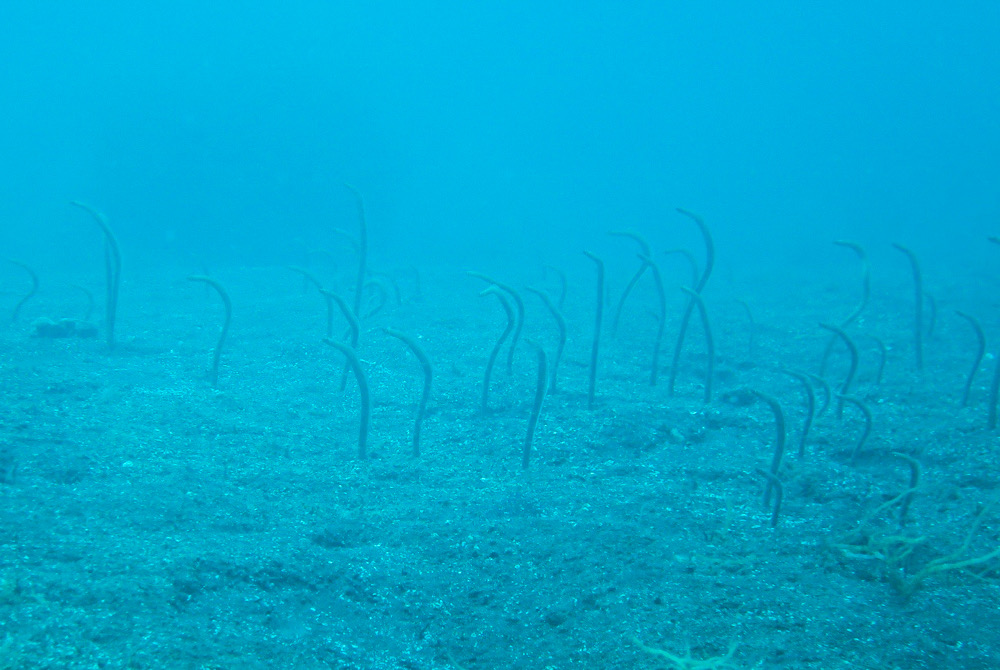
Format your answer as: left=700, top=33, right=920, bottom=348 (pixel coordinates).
left=0, top=261, right=998, bottom=669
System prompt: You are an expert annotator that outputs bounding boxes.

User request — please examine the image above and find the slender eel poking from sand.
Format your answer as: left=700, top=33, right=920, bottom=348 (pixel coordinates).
left=320, top=289, right=361, bottom=391
left=669, top=209, right=714, bottom=396
left=679, top=286, right=715, bottom=403
left=543, top=265, right=568, bottom=310
left=780, top=368, right=816, bottom=458
left=819, top=240, right=869, bottom=376
left=609, top=230, right=652, bottom=337
left=288, top=266, right=334, bottom=337
left=839, top=395, right=872, bottom=465
left=954, top=311, right=985, bottom=407
left=343, top=183, right=368, bottom=326
left=753, top=391, right=786, bottom=508
left=893, top=452, right=921, bottom=526
left=754, top=468, right=783, bottom=528
left=385, top=328, right=433, bottom=457
left=6, top=259, right=38, bottom=323
left=807, top=372, right=832, bottom=416
left=480, top=286, right=515, bottom=413
left=522, top=339, right=548, bottom=469
left=186, top=276, right=232, bottom=387
left=583, top=251, right=605, bottom=410
left=868, top=336, right=888, bottom=386
left=71, top=201, right=122, bottom=350
left=819, top=322, right=858, bottom=418
left=321, top=290, right=360, bottom=347
left=362, top=278, right=390, bottom=319
left=324, top=338, right=370, bottom=459
left=638, top=254, right=667, bottom=386
left=735, top=299, right=756, bottom=362
left=468, top=272, right=524, bottom=374
left=525, top=287, right=566, bottom=394
left=892, top=243, right=924, bottom=371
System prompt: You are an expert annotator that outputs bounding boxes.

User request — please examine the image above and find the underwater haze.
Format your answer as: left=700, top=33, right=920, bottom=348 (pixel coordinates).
left=1, top=2, right=998, bottom=270
left=2, top=2, right=1000, bottom=669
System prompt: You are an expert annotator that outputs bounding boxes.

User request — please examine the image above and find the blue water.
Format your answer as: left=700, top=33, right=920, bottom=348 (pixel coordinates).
left=2, top=3, right=998, bottom=270
left=1, top=3, right=999, bottom=668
